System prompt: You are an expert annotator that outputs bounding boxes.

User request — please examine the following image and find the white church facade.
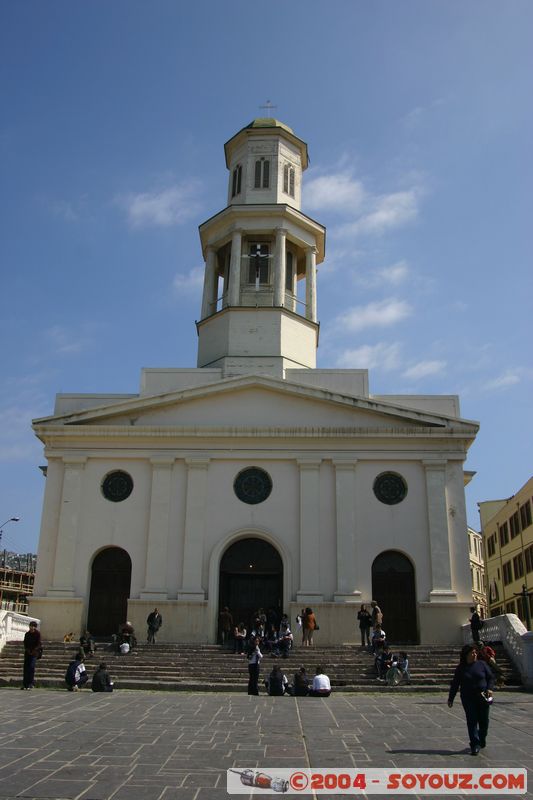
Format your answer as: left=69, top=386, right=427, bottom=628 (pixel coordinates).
left=29, top=118, right=479, bottom=645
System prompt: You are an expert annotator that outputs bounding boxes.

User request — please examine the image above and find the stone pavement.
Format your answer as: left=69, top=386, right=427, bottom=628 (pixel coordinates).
left=0, top=689, right=531, bottom=800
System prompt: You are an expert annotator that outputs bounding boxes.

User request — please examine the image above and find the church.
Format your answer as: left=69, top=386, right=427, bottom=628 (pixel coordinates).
left=29, top=118, right=479, bottom=645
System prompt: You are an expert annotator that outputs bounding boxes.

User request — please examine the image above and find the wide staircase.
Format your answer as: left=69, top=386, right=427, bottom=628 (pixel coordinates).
left=0, top=640, right=523, bottom=693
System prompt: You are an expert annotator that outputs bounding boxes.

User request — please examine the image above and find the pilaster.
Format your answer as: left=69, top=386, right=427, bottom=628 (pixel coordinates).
left=177, top=456, right=210, bottom=601
left=34, top=457, right=64, bottom=596
left=140, top=457, right=175, bottom=600
left=47, top=456, right=87, bottom=597
left=296, top=459, right=323, bottom=603
left=333, top=459, right=361, bottom=602
left=424, top=460, right=456, bottom=601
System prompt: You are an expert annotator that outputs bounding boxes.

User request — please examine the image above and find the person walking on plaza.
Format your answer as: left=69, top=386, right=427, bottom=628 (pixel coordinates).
left=448, top=644, right=494, bottom=755
left=357, top=603, right=372, bottom=647
left=146, top=608, right=162, bottom=644
left=247, top=636, right=263, bottom=695
left=21, top=620, right=41, bottom=690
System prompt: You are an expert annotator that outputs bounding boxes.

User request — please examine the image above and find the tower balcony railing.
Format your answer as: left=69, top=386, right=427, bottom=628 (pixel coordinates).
left=210, top=291, right=306, bottom=316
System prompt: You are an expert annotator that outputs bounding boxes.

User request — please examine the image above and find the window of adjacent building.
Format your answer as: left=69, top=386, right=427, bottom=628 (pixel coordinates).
left=505, top=600, right=516, bottom=614
left=489, top=579, right=499, bottom=603
left=254, top=158, right=270, bottom=189
left=502, top=560, right=513, bottom=585
left=525, top=543, right=533, bottom=573
left=231, top=164, right=242, bottom=198
left=520, top=500, right=532, bottom=530
left=487, top=534, right=496, bottom=557
left=516, top=597, right=524, bottom=620
left=491, top=604, right=503, bottom=616
left=247, top=243, right=270, bottom=285
left=498, top=521, right=509, bottom=547
left=510, top=510, right=521, bottom=538
left=513, top=553, right=524, bottom=580
left=283, top=163, right=295, bottom=197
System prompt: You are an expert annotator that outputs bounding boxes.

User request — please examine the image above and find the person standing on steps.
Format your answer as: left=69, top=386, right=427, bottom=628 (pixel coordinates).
left=147, top=608, right=162, bottom=644
left=21, top=620, right=41, bottom=690
left=469, top=606, right=483, bottom=645
left=370, top=600, right=383, bottom=630
left=448, top=644, right=494, bottom=755
left=247, top=636, right=263, bottom=695
left=357, top=603, right=372, bottom=648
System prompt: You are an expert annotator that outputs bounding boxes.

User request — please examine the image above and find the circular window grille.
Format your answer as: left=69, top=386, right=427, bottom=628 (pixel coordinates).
left=234, top=467, right=273, bottom=505
left=373, top=472, right=408, bottom=505
left=102, top=470, right=134, bottom=503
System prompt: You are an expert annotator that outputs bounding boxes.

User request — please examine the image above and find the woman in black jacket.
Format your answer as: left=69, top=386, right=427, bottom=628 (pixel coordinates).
left=448, top=644, right=494, bottom=755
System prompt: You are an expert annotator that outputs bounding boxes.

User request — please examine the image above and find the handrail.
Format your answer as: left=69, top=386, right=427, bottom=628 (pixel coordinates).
left=462, top=613, right=533, bottom=689
left=0, top=610, right=40, bottom=654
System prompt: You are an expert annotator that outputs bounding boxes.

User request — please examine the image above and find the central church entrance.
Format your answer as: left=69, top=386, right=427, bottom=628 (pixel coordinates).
left=372, top=550, right=418, bottom=644
left=87, top=547, right=132, bottom=636
left=219, top=538, right=283, bottom=629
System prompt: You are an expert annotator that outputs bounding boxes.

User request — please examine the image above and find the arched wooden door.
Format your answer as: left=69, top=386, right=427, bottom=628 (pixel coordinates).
left=87, top=547, right=132, bottom=636
left=372, top=550, right=418, bottom=643
left=219, top=538, right=283, bottom=628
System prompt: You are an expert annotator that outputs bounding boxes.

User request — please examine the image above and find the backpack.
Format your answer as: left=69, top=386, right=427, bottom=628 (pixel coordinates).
left=65, top=660, right=78, bottom=686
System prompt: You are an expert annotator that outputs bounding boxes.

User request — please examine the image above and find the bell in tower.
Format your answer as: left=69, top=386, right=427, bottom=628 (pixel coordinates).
left=196, top=119, right=326, bottom=379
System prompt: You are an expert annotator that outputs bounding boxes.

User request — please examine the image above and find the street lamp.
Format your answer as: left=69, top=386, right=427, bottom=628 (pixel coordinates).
left=0, top=516, right=21, bottom=545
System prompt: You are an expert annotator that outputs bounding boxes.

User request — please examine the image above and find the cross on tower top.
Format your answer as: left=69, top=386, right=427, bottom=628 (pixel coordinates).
left=259, top=100, right=277, bottom=118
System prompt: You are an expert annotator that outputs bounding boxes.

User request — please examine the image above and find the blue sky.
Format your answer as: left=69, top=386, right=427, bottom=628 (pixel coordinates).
left=1, top=1, right=532, bottom=554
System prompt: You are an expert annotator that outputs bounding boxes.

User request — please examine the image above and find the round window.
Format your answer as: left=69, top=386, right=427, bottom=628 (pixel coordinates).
left=373, top=472, right=407, bottom=505
left=102, top=471, right=134, bottom=503
left=234, top=467, right=272, bottom=505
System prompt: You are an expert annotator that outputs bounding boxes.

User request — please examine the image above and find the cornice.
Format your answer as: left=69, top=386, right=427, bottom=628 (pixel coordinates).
left=33, top=423, right=479, bottom=442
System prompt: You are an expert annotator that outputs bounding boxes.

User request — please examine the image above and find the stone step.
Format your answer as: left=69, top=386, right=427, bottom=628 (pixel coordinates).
left=1, top=640, right=521, bottom=692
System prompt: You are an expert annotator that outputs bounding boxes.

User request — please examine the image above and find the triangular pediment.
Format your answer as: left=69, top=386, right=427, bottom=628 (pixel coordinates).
left=33, top=374, right=478, bottom=437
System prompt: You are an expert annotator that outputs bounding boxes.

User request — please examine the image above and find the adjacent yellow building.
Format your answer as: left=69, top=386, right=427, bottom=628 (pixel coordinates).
left=468, top=527, right=487, bottom=618
left=479, top=476, right=533, bottom=627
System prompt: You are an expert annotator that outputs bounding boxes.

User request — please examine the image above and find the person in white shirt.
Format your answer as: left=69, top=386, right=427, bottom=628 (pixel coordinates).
left=309, top=665, right=331, bottom=697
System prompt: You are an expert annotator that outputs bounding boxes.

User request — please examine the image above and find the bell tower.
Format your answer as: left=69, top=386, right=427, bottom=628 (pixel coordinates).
left=196, top=119, right=326, bottom=378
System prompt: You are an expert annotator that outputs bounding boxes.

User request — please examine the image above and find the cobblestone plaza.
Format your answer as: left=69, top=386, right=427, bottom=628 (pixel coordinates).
left=0, top=690, right=531, bottom=799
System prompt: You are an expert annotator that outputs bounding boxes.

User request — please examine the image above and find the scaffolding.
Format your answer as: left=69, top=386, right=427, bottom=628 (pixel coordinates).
left=0, top=567, right=34, bottom=613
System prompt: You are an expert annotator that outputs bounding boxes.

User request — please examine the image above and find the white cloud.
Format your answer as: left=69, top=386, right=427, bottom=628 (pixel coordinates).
left=403, top=360, right=447, bottom=380
left=173, top=266, right=204, bottom=293
left=335, top=342, right=402, bottom=371
left=484, top=371, right=521, bottom=391
left=304, top=172, right=365, bottom=213
left=378, top=261, right=410, bottom=285
left=337, top=189, right=419, bottom=238
left=358, top=260, right=410, bottom=288
left=335, top=298, right=412, bottom=332
left=119, top=181, right=202, bottom=228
